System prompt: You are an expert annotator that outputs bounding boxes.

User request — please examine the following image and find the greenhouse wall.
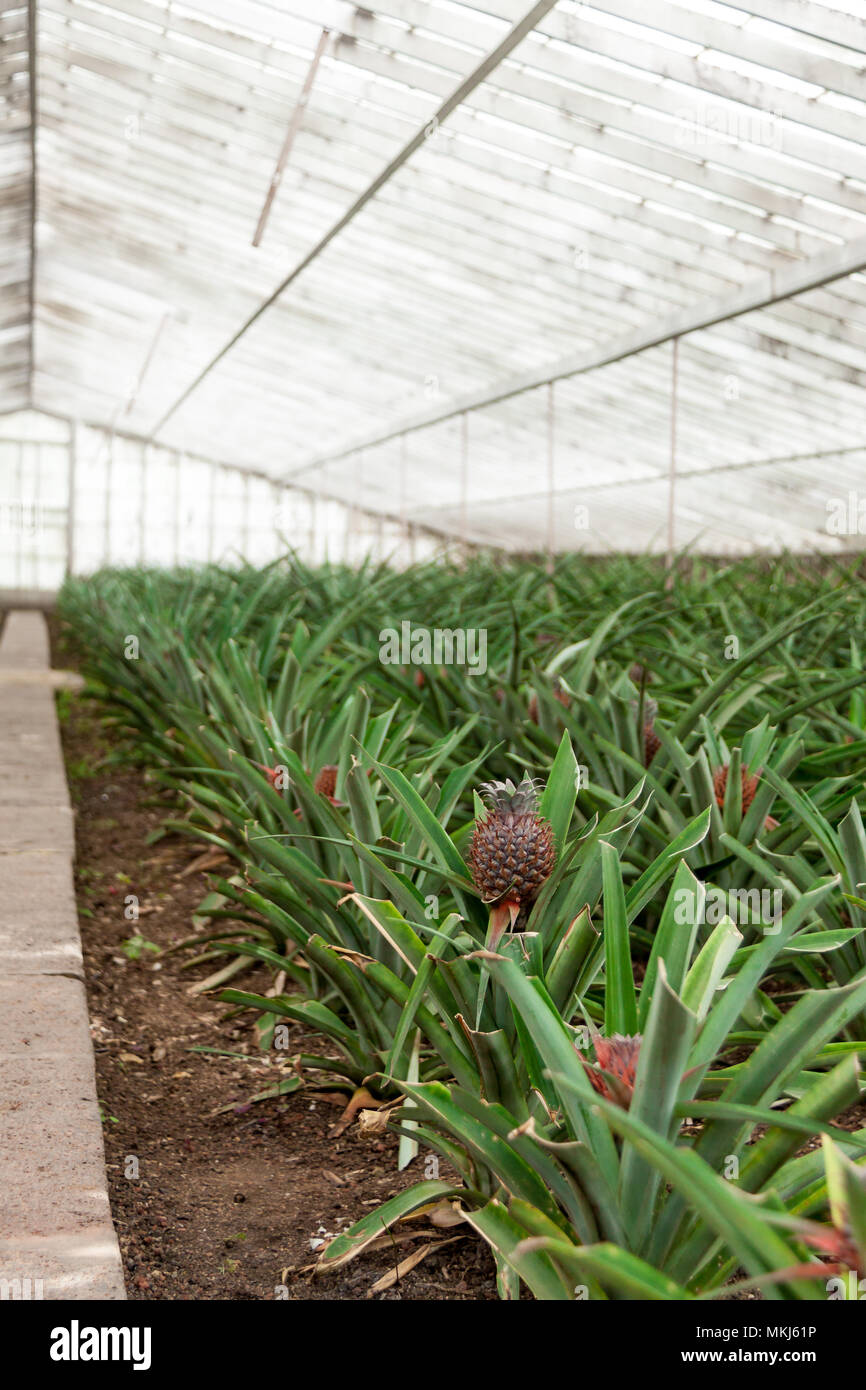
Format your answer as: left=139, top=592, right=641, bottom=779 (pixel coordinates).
left=0, top=409, right=443, bottom=593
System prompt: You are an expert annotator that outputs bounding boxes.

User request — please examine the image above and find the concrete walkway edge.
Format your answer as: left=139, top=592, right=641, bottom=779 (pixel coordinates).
left=0, top=611, right=126, bottom=1300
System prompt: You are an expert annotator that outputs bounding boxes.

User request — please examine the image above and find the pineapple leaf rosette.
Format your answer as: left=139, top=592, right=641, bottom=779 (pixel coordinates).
left=308, top=736, right=866, bottom=1300
left=321, top=816, right=866, bottom=1299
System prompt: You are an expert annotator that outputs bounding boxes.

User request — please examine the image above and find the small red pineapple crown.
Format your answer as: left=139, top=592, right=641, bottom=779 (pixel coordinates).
left=582, top=1033, right=642, bottom=1109
left=713, top=763, right=762, bottom=813
left=802, top=1223, right=864, bottom=1278
left=314, top=764, right=339, bottom=800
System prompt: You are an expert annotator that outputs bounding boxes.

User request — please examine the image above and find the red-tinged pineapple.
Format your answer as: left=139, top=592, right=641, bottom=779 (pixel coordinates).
left=582, top=1034, right=642, bottom=1109
left=528, top=679, right=570, bottom=726
left=254, top=761, right=289, bottom=792
left=802, top=1223, right=863, bottom=1278
left=468, top=774, right=556, bottom=913
left=644, top=723, right=661, bottom=767
left=314, top=764, right=339, bottom=802
left=714, top=763, right=778, bottom=830
left=641, top=697, right=661, bottom=768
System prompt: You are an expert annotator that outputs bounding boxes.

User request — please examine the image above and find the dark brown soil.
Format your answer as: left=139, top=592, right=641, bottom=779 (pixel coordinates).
left=51, top=623, right=496, bottom=1302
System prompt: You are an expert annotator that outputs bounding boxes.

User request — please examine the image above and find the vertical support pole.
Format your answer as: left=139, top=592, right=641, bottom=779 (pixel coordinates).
left=15, top=441, right=24, bottom=589
left=241, top=471, right=251, bottom=562
left=66, top=421, right=77, bottom=577
left=346, top=453, right=361, bottom=565
left=207, top=464, right=217, bottom=565
left=357, top=450, right=365, bottom=564
left=271, top=481, right=282, bottom=560
left=138, top=442, right=147, bottom=565
left=665, top=337, right=679, bottom=592
left=173, top=451, right=182, bottom=567
left=30, top=440, right=42, bottom=590
left=399, top=435, right=408, bottom=566
left=459, top=413, right=468, bottom=561
left=104, top=431, right=114, bottom=566
left=546, top=380, right=555, bottom=575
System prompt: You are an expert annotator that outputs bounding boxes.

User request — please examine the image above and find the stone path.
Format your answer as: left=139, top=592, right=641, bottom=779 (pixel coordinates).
left=0, top=611, right=125, bottom=1300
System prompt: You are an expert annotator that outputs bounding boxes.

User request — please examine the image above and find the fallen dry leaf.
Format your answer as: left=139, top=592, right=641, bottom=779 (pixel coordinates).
left=178, top=848, right=229, bottom=879
left=428, top=1200, right=467, bottom=1229
left=368, top=1236, right=463, bottom=1295
left=330, top=1086, right=384, bottom=1138
left=358, top=1107, right=390, bottom=1136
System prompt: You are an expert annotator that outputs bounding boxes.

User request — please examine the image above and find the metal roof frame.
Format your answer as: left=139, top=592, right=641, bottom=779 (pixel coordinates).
left=2, top=0, right=866, bottom=556
left=292, top=230, right=866, bottom=475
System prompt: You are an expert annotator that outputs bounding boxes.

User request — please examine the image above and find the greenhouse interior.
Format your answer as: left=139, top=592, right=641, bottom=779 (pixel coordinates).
left=2, top=0, right=866, bottom=1328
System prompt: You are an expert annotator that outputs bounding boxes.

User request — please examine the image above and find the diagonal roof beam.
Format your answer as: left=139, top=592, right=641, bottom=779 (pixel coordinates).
left=149, top=0, right=560, bottom=440
left=289, top=234, right=866, bottom=480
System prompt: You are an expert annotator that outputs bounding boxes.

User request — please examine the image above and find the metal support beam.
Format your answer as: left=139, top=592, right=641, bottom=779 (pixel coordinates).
left=459, top=413, right=468, bottom=552
left=291, top=232, right=866, bottom=478
left=415, top=437, right=866, bottom=519
left=546, top=380, right=555, bottom=570
left=252, top=28, right=330, bottom=248
left=139, top=442, right=147, bottom=565
left=31, top=406, right=477, bottom=555
left=665, top=337, right=679, bottom=591
left=240, top=471, right=251, bottom=560
left=173, top=451, right=182, bottom=565
left=114, top=312, right=172, bottom=430
left=66, top=421, right=77, bottom=577
left=103, top=433, right=114, bottom=566
left=26, top=0, right=37, bottom=408
left=149, top=1, right=560, bottom=440
left=206, top=460, right=216, bottom=564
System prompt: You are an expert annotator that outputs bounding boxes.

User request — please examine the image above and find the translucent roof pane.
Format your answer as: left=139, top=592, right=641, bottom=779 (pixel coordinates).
left=1, top=0, right=865, bottom=553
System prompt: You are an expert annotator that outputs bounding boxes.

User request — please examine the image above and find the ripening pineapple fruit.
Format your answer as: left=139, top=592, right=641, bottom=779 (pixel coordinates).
left=641, top=696, right=661, bottom=768
left=713, top=763, right=778, bottom=830
left=582, top=1034, right=642, bottom=1109
left=468, top=774, right=556, bottom=909
left=713, top=763, right=760, bottom=812
left=644, top=723, right=661, bottom=767
left=314, top=764, right=338, bottom=800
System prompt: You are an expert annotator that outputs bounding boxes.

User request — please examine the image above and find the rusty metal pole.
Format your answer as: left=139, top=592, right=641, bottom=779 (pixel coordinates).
left=253, top=28, right=331, bottom=247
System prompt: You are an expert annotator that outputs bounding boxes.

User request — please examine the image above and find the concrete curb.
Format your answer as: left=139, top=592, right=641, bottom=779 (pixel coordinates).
left=0, top=612, right=126, bottom=1300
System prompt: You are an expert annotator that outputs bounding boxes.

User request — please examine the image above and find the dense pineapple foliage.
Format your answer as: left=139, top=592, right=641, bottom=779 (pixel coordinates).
left=58, top=552, right=866, bottom=1300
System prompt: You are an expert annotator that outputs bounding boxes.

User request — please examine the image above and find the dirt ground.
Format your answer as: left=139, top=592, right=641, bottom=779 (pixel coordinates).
left=50, top=622, right=496, bottom=1302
